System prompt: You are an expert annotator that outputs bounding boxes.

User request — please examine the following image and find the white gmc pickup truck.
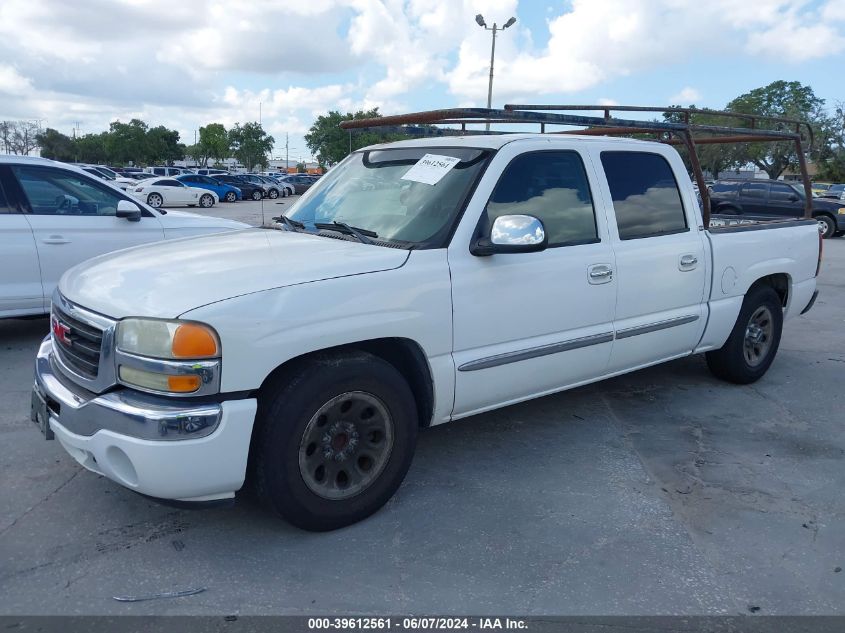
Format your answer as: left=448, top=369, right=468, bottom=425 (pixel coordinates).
left=32, top=133, right=822, bottom=530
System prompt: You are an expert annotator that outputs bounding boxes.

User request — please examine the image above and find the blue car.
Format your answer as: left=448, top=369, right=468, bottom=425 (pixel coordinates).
left=177, top=174, right=242, bottom=202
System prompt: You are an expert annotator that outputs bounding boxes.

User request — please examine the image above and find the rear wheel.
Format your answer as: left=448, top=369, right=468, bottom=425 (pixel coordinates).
left=816, top=214, right=836, bottom=239
left=252, top=352, right=418, bottom=531
left=706, top=285, right=783, bottom=384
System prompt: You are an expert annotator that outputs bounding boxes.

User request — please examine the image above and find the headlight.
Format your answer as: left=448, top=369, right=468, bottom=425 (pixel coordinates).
left=117, top=319, right=219, bottom=359
left=837, top=208, right=845, bottom=215
left=116, top=319, right=220, bottom=395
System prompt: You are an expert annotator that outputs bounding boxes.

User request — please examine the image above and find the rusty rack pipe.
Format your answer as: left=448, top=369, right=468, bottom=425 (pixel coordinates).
left=339, top=106, right=814, bottom=224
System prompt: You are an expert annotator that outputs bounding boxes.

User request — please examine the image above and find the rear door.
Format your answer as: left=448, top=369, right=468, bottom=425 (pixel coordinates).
left=738, top=181, right=770, bottom=215
left=594, top=149, right=707, bottom=372
left=0, top=168, right=44, bottom=316
left=10, top=164, right=164, bottom=300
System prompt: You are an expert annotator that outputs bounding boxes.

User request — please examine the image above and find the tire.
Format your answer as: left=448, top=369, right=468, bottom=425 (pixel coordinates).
left=834, top=231, right=844, bottom=238
left=147, top=192, right=163, bottom=208
left=705, top=284, right=783, bottom=384
left=815, top=214, right=836, bottom=239
left=224, top=191, right=237, bottom=203
left=200, top=194, right=214, bottom=208
left=252, top=351, right=418, bottom=531
left=251, top=190, right=262, bottom=201
left=268, top=188, right=279, bottom=199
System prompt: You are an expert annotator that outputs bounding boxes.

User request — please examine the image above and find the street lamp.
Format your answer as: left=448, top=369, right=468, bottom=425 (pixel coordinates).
left=475, top=14, right=517, bottom=131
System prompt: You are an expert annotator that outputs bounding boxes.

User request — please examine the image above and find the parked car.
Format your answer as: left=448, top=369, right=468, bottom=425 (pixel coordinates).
left=213, top=174, right=264, bottom=200
left=177, top=174, right=242, bottom=203
left=0, top=156, right=247, bottom=319
left=709, top=179, right=845, bottom=238
left=31, top=133, right=821, bottom=531
left=234, top=174, right=279, bottom=199
left=144, top=166, right=192, bottom=177
left=819, top=183, right=845, bottom=201
left=76, top=165, right=129, bottom=191
left=129, top=177, right=219, bottom=209
left=197, top=168, right=229, bottom=176
left=811, top=182, right=833, bottom=196
left=277, top=173, right=315, bottom=194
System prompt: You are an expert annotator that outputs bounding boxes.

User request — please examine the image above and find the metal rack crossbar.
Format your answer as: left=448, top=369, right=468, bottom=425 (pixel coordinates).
left=338, top=105, right=814, bottom=227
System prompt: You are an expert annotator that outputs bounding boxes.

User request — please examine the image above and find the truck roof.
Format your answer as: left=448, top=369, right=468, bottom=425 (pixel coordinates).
left=363, top=133, right=658, bottom=152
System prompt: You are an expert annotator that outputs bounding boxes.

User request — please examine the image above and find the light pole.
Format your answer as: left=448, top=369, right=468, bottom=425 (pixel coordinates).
left=475, top=14, right=516, bottom=131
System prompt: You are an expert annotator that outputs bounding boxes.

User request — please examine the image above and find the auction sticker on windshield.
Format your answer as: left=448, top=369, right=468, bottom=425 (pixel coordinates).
left=401, top=154, right=460, bottom=185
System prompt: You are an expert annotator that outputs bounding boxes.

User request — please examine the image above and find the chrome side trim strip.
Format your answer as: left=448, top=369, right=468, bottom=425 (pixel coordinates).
left=458, top=332, right=614, bottom=372
left=614, top=314, right=699, bottom=340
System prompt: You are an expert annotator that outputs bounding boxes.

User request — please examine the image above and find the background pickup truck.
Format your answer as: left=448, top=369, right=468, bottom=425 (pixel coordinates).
left=33, top=130, right=822, bottom=531
left=709, top=178, right=845, bottom=238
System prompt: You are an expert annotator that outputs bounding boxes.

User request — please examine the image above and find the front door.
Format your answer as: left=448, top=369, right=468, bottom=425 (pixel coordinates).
left=450, top=147, right=617, bottom=418
left=10, top=164, right=165, bottom=300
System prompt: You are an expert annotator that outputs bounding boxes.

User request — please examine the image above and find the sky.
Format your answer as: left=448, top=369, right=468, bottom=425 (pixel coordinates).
left=1, top=0, right=843, bottom=163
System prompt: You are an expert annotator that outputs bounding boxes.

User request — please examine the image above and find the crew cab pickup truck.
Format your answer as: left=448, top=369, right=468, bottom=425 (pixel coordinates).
left=32, top=134, right=822, bottom=531
left=1, top=156, right=248, bottom=318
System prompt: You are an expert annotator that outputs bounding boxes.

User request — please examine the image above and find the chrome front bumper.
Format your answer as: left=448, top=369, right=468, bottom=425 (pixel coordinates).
left=32, top=336, right=258, bottom=502
left=34, top=337, right=222, bottom=441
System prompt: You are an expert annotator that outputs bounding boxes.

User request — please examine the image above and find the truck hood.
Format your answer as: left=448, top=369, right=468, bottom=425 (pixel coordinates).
left=59, top=229, right=409, bottom=318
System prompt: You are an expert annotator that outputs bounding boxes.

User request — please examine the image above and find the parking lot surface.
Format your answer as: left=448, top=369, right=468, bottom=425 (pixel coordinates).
left=184, top=196, right=300, bottom=227
left=1, top=238, right=843, bottom=616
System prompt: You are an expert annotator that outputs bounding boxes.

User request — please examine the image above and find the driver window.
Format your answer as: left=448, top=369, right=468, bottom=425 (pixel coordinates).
left=483, top=151, right=599, bottom=247
left=12, top=165, right=122, bottom=216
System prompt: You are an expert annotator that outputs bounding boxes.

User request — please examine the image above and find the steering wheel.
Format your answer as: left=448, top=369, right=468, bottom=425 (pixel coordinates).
left=54, top=194, right=80, bottom=215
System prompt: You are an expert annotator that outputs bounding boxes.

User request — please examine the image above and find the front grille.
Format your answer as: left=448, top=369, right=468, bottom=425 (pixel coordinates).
left=52, top=305, right=104, bottom=379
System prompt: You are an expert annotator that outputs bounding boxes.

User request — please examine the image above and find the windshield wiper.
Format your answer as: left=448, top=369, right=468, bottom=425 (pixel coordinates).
left=314, top=221, right=377, bottom=245
left=273, top=215, right=305, bottom=231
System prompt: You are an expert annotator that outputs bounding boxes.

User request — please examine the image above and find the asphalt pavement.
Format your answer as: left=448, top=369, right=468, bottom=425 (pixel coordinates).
left=1, top=235, right=843, bottom=616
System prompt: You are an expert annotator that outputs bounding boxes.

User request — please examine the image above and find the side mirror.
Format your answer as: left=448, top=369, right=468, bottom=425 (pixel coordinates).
left=471, top=214, right=548, bottom=256
left=788, top=194, right=799, bottom=202
left=116, top=200, right=142, bottom=222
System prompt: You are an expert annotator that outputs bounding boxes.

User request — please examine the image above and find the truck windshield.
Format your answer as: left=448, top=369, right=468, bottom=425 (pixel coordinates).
left=284, top=147, right=491, bottom=247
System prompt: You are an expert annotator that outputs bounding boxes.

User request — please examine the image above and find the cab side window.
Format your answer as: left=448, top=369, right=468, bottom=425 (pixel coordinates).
left=600, top=151, right=688, bottom=240
left=0, top=178, right=10, bottom=213
left=12, top=165, right=123, bottom=216
left=483, top=151, right=598, bottom=247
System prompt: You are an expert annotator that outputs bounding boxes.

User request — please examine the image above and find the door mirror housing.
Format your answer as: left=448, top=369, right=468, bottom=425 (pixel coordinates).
left=788, top=193, right=799, bottom=202
left=471, top=214, right=548, bottom=256
left=116, top=200, right=142, bottom=222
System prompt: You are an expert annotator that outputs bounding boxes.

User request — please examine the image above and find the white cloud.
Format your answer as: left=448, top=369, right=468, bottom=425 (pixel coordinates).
left=669, top=87, right=702, bottom=105
left=0, top=65, right=32, bottom=94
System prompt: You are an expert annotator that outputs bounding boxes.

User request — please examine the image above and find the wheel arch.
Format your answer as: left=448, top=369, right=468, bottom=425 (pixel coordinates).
left=748, top=272, right=790, bottom=308
left=256, top=337, right=435, bottom=430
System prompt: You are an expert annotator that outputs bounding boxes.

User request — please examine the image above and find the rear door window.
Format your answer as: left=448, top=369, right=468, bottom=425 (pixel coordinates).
left=600, top=152, right=688, bottom=240
left=740, top=182, right=768, bottom=199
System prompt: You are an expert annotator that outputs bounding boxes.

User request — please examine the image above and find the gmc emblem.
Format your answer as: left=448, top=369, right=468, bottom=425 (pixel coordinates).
left=51, top=316, right=72, bottom=346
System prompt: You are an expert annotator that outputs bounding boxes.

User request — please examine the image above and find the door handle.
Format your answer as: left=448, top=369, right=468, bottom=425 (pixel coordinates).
left=588, top=264, right=613, bottom=284
left=42, top=236, right=70, bottom=245
left=679, top=254, right=698, bottom=270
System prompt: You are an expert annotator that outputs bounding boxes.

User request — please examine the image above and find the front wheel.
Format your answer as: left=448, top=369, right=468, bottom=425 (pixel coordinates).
left=199, top=194, right=214, bottom=208
left=268, top=189, right=279, bottom=199
left=251, top=190, right=262, bottom=201
left=816, top=214, right=836, bottom=239
left=224, top=191, right=237, bottom=202
left=146, top=192, right=163, bottom=208
left=251, top=351, right=418, bottom=531
left=706, top=285, right=783, bottom=384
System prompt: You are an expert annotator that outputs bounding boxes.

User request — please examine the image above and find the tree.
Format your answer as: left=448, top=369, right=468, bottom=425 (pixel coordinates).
left=1, top=121, right=40, bottom=155
left=663, top=105, right=743, bottom=178
left=816, top=102, right=845, bottom=182
left=106, top=119, right=149, bottom=164
left=726, top=81, right=828, bottom=179
left=36, top=128, right=76, bottom=161
left=146, top=125, right=184, bottom=165
left=197, top=123, right=230, bottom=167
left=228, top=122, right=273, bottom=171
left=75, top=132, right=109, bottom=164
left=305, top=109, right=417, bottom=168
left=296, top=162, right=306, bottom=173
